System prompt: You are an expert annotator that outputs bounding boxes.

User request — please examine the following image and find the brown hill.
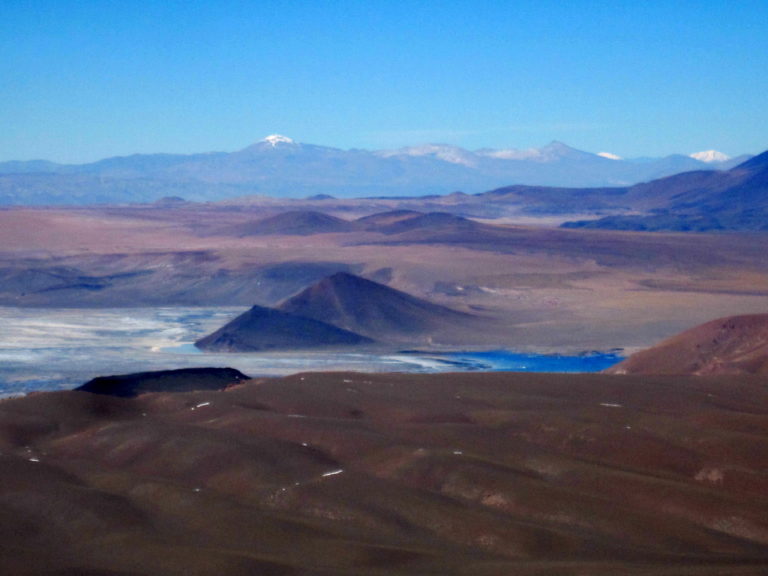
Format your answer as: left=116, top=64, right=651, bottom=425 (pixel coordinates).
left=358, top=210, right=483, bottom=235
left=606, top=314, right=768, bottom=375
left=355, top=209, right=424, bottom=229
left=195, top=304, right=373, bottom=352
left=227, top=210, right=357, bottom=236
left=277, top=271, right=476, bottom=340
left=1, top=371, right=768, bottom=574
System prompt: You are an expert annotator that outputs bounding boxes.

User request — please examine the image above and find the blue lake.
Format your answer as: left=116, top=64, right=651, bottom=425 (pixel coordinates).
left=403, top=350, right=624, bottom=373
left=0, top=307, right=624, bottom=396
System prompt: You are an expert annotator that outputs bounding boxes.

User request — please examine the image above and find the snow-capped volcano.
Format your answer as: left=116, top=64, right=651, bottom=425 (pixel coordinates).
left=263, top=134, right=295, bottom=147
left=690, top=150, right=730, bottom=163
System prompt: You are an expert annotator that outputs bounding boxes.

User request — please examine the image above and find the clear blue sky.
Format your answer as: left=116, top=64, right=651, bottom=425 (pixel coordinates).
left=2, top=1, right=767, bottom=163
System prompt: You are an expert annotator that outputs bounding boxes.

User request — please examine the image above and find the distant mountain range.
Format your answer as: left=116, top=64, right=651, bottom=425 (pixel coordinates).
left=0, top=135, right=750, bottom=205
left=561, top=149, right=768, bottom=231
left=221, top=149, right=768, bottom=232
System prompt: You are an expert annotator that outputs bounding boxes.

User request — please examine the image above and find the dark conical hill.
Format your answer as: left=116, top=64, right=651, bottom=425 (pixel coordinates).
left=195, top=304, right=372, bottom=352
left=277, top=272, right=473, bottom=338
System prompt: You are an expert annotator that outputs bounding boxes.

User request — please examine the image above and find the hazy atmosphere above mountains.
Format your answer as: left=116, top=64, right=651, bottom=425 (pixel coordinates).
left=3, top=2, right=767, bottom=164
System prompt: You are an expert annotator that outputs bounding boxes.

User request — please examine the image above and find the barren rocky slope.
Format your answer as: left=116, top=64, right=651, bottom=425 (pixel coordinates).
left=1, top=370, right=768, bottom=575
left=607, top=314, right=768, bottom=375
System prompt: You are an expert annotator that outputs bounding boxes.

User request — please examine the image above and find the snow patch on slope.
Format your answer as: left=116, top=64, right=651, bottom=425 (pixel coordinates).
left=263, top=134, right=295, bottom=147
left=376, top=144, right=478, bottom=166
left=477, top=147, right=543, bottom=161
left=690, top=150, right=730, bottom=163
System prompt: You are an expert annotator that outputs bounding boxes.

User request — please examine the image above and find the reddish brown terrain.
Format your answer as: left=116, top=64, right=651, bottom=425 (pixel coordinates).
left=1, top=370, right=768, bottom=575
left=608, top=314, right=768, bottom=375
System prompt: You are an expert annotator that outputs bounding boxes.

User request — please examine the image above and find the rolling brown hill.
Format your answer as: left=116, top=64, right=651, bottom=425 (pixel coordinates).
left=355, top=209, right=424, bottom=230
left=358, top=210, right=484, bottom=235
left=277, top=271, right=477, bottom=341
left=226, top=210, right=358, bottom=236
left=606, top=313, right=768, bottom=375
left=1, top=370, right=768, bottom=574
left=195, top=304, right=373, bottom=352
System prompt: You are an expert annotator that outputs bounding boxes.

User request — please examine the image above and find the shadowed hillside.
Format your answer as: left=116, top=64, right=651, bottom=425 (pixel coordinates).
left=1, top=371, right=768, bottom=574
left=76, top=367, right=250, bottom=397
left=607, top=314, right=768, bottom=375
left=564, top=150, right=768, bottom=231
left=195, top=304, right=373, bottom=352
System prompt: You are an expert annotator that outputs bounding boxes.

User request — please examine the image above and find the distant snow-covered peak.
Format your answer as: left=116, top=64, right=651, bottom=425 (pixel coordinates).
left=263, top=134, right=295, bottom=147
left=477, top=147, right=542, bottom=160
left=690, top=150, right=730, bottom=163
left=598, top=152, right=623, bottom=160
left=479, top=142, right=591, bottom=162
left=377, top=144, right=478, bottom=166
